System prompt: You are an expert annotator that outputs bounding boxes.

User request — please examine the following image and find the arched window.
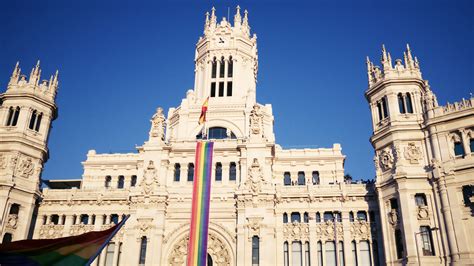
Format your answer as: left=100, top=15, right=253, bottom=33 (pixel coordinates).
left=211, top=57, right=217, bottom=78
left=215, top=162, right=222, bottom=181
left=298, top=171, right=305, bottom=185
left=11, top=107, right=20, bottom=126
left=174, top=164, right=181, bottom=182
left=105, top=242, right=115, bottom=266
left=35, top=113, right=42, bottom=131
left=360, top=241, right=372, bottom=266
left=197, top=127, right=236, bottom=140
left=229, top=162, right=237, bottom=181
left=5, top=107, right=14, bottom=126
left=188, top=163, right=194, bottom=182
left=283, top=172, right=291, bottom=186
left=335, top=211, right=342, bottom=222
left=292, top=241, right=302, bottom=266
left=9, top=203, right=20, bottom=215
left=415, top=193, right=427, bottom=207
left=283, top=242, right=289, bottom=266
left=110, top=214, right=119, bottom=224
left=252, top=236, right=259, bottom=266
left=381, top=97, right=389, bottom=118
left=29, top=110, right=37, bottom=129
left=315, top=212, right=321, bottom=223
left=312, top=171, right=320, bottom=185
left=117, top=175, right=125, bottom=189
left=105, top=176, right=111, bottom=188
left=339, top=241, right=345, bottom=266
left=291, top=212, right=301, bottom=223
left=406, top=93, right=413, bottom=113
left=349, top=211, right=355, bottom=222
left=398, top=93, right=406, bottom=114
left=2, top=233, right=12, bottom=243
left=131, top=175, right=137, bottom=187
left=305, top=242, right=310, bottom=266
left=219, top=57, right=225, bottom=78
left=80, top=214, right=89, bottom=224
left=376, top=102, right=383, bottom=121
left=51, top=214, right=59, bottom=225
left=228, top=56, right=233, bottom=78
left=317, top=241, right=323, bottom=266
left=357, top=211, right=367, bottom=221
left=352, top=241, right=358, bottom=266
left=325, top=241, right=336, bottom=266
left=139, top=236, right=147, bottom=265
left=303, top=212, right=309, bottom=223
left=283, top=213, right=288, bottom=223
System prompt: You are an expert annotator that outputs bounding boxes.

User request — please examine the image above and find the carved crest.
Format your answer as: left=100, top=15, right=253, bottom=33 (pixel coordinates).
left=18, top=157, right=34, bottom=178
left=404, top=142, right=422, bottom=164
left=378, top=148, right=394, bottom=171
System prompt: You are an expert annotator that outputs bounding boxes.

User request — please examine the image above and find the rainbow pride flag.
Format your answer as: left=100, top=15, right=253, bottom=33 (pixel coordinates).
left=187, top=141, right=214, bottom=266
left=0, top=216, right=128, bottom=266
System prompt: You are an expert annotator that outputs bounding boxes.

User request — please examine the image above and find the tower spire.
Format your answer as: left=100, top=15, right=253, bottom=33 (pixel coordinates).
left=9, top=61, right=21, bottom=85
left=234, top=5, right=242, bottom=29
left=242, top=9, right=250, bottom=36
left=29, top=60, right=41, bottom=85
left=210, top=7, right=217, bottom=30
left=404, top=43, right=414, bottom=69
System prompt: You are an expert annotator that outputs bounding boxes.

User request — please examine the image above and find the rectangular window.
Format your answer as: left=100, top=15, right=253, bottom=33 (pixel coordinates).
left=305, top=242, right=311, bottom=266
left=105, top=243, right=115, bottom=266
left=317, top=242, right=323, bottom=266
left=415, top=194, right=427, bottom=207
left=352, top=241, right=358, bottom=266
left=284, top=242, right=289, bottom=266
left=215, top=163, right=222, bottom=181
left=292, top=241, right=302, bottom=266
left=420, top=226, right=435, bottom=256
left=218, top=82, right=224, bottom=97
left=454, top=142, right=464, bottom=156
left=212, top=61, right=217, bottom=78
left=390, top=198, right=399, bottom=211
left=382, top=97, right=389, bottom=118
left=210, top=82, right=216, bottom=97
left=252, top=236, right=259, bottom=266
left=377, top=103, right=383, bottom=121
left=188, top=164, right=194, bottom=182
left=338, top=241, right=345, bottom=266
left=360, top=241, right=372, bottom=266
left=227, top=81, right=233, bottom=96
left=324, top=212, right=334, bottom=222
left=470, top=139, right=474, bottom=154
left=325, top=241, right=336, bottom=266
left=220, top=60, right=225, bottom=78
left=357, top=211, right=367, bottom=221
left=229, top=162, right=237, bottom=181
left=139, top=237, right=147, bottom=265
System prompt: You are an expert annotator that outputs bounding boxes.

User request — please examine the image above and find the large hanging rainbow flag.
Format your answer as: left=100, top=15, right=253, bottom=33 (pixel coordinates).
left=187, top=141, right=214, bottom=266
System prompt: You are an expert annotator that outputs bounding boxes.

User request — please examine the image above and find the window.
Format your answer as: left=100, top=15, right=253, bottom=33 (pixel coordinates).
left=454, top=142, right=464, bottom=156
left=292, top=241, right=303, bottom=266
left=211, top=57, right=217, bottom=78
left=174, top=164, right=181, bottom=182
left=61, top=215, right=66, bottom=225
left=420, top=226, right=435, bottom=256
left=324, top=212, right=334, bottom=222
left=252, top=236, right=259, bottom=266
left=215, top=162, right=222, bottom=181
left=349, top=211, right=354, bottom=222
left=325, top=241, right=336, bottom=266
left=117, top=175, right=124, bottom=189
left=291, top=212, right=301, bottom=223
left=382, top=97, right=389, bottom=118
left=5, top=107, right=14, bottom=126
left=406, top=93, right=413, bottom=113
left=415, top=193, right=427, bottom=207
left=298, top=171, right=305, bottom=185
left=317, top=241, right=323, bottom=266
left=227, top=81, right=233, bottom=96
left=198, top=127, right=236, bottom=140
left=395, top=229, right=404, bottom=259
left=228, top=56, right=233, bottom=77
left=102, top=215, right=107, bottom=225
left=51, top=214, right=59, bottom=225
left=9, top=204, right=20, bottom=215
left=139, top=236, right=147, bottom=265
left=305, top=242, right=310, bottom=266
left=352, top=241, right=358, bottom=266
left=29, top=110, right=37, bottom=129
left=390, top=198, right=399, bottom=211
left=229, top=162, right=236, bottom=181
left=315, top=212, right=321, bottom=223
left=91, top=215, right=96, bottom=225
left=334, top=212, right=342, bottom=222
left=284, top=242, right=289, bottom=266
left=304, top=212, right=309, bottom=223
left=72, top=215, right=77, bottom=225
left=357, top=211, right=367, bottom=221
left=105, top=243, right=115, bottom=266
left=360, top=241, right=371, bottom=266
left=338, top=241, right=345, bottom=266
left=188, top=163, right=194, bottom=181
left=81, top=214, right=89, bottom=224
left=105, top=176, right=111, bottom=188
left=284, top=172, right=291, bottom=186
left=470, top=138, right=474, bottom=154
left=110, top=214, right=119, bottom=224
left=377, top=102, right=383, bottom=121
left=218, top=82, right=224, bottom=97
left=398, top=93, right=406, bottom=114
left=462, top=185, right=474, bottom=206
left=6, top=107, right=20, bottom=127
left=312, top=171, right=320, bottom=185
left=2, top=233, right=12, bottom=243
left=283, top=213, right=288, bottom=223
left=131, top=175, right=137, bottom=187
left=34, top=113, right=43, bottom=131
left=219, top=57, right=225, bottom=78
left=210, top=82, right=216, bottom=97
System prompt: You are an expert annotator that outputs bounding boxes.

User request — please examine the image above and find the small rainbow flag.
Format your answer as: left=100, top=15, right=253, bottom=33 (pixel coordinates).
left=187, top=141, right=214, bottom=266
left=0, top=216, right=128, bottom=266
left=198, top=97, right=209, bottom=125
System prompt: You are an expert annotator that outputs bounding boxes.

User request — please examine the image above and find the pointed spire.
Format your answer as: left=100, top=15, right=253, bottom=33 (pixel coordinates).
left=242, top=9, right=250, bottom=36
left=9, top=61, right=21, bottom=85
left=29, top=60, right=41, bottom=85
left=405, top=43, right=414, bottom=69
left=210, top=6, right=217, bottom=29
left=381, top=44, right=388, bottom=62
left=414, top=56, right=420, bottom=68
left=205, top=11, right=210, bottom=26
left=381, top=44, right=392, bottom=71
left=234, top=5, right=242, bottom=28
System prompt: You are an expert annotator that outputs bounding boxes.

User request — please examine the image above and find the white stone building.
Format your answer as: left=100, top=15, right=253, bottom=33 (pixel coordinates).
left=0, top=6, right=473, bottom=266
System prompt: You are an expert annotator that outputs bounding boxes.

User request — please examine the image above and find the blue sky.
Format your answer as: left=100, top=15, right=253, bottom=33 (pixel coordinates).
left=0, top=0, right=472, bottom=181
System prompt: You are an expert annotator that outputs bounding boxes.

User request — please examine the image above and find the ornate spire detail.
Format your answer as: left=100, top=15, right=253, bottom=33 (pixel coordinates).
left=9, top=61, right=21, bottom=85
left=234, top=5, right=242, bottom=28
left=210, top=7, right=217, bottom=30
left=49, top=70, right=59, bottom=95
left=242, top=9, right=250, bottom=36
left=404, top=43, right=414, bottom=69
left=381, top=44, right=392, bottom=71
left=29, top=60, right=41, bottom=85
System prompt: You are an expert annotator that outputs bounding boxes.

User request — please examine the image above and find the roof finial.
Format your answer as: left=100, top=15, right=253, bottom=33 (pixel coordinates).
left=242, top=9, right=250, bottom=36
left=29, top=60, right=41, bottom=85
left=405, top=43, right=414, bottom=68
left=8, top=61, right=21, bottom=86
left=234, top=5, right=242, bottom=28
left=210, top=7, right=217, bottom=29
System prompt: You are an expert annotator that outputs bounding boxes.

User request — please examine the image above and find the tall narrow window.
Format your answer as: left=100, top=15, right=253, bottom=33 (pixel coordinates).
left=298, top=171, right=305, bottom=185
left=398, top=93, right=406, bottom=114
left=210, top=82, right=216, bottom=97
left=2, top=233, right=12, bottom=243
left=284, top=242, right=289, bottom=266
left=395, top=229, right=404, bottom=259
left=338, top=241, right=345, bottom=266
left=117, top=175, right=124, bottom=189
left=105, top=242, right=115, bottom=266
left=470, top=138, right=474, bottom=154
left=377, top=102, right=383, bottom=121
left=315, top=212, right=321, bottom=223
left=349, top=211, right=354, bottom=222
left=131, top=175, right=137, bottom=187
left=406, top=93, right=413, bottom=113
left=252, top=236, right=259, bottom=266
left=284, top=172, right=291, bottom=186
left=317, top=241, right=323, bottom=266
left=352, top=241, right=358, bottom=266
left=6, top=107, right=14, bottom=126
left=29, top=110, right=37, bottom=129
left=305, top=242, right=311, bottom=266
left=283, top=213, right=288, bottom=223
left=227, top=81, right=233, bottom=96
left=174, top=163, right=181, bottom=182
left=325, top=241, right=336, bottom=266
left=335, top=212, right=342, bottom=222
left=35, top=113, right=42, bottom=131
left=139, top=236, right=147, bottom=265
left=12, top=107, right=20, bottom=126
left=218, top=82, right=224, bottom=97
left=188, top=163, right=194, bottom=181
left=415, top=193, right=427, bottom=207
left=91, top=215, right=96, bottom=225
left=312, top=171, right=320, bottom=185
left=211, top=57, right=217, bottom=78
left=105, top=176, right=111, bottom=188
left=215, top=162, right=222, bottom=181
left=229, top=162, right=237, bottom=181
left=420, top=226, right=435, bottom=256
left=360, top=241, right=371, bottom=266
left=291, top=212, right=301, bottom=223
left=292, top=241, right=303, bottom=266
left=227, top=56, right=233, bottom=77
left=219, top=57, right=225, bottom=78
left=381, top=97, right=389, bottom=118
left=304, top=212, right=309, bottom=223
left=454, top=142, right=464, bottom=156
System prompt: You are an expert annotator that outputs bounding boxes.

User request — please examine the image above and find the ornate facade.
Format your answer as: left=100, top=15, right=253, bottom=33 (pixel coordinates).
left=0, top=6, right=473, bottom=266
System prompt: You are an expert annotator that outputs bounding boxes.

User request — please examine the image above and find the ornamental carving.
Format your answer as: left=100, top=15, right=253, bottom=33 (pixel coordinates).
left=150, top=107, right=166, bottom=141
left=6, top=214, right=18, bottom=230
left=249, top=104, right=263, bottom=136
left=378, top=148, right=394, bottom=171
left=283, top=222, right=310, bottom=241
left=243, top=158, right=268, bottom=195
left=314, top=221, right=343, bottom=240
left=404, top=142, right=422, bottom=164
left=141, top=160, right=159, bottom=194
left=39, top=225, right=64, bottom=239
left=388, top=210, right=399, bottom=227
left=0, top=154, right=7, bottom=169
left=417, top=206, right=430, bottom=220
left=136, top=218, right=154, bottom=234
left=168, top=233, right=231, bottom=266
left=246, top=217, right=263, bottom=239
left=69, top=224, right=94, bottom=236
left=350, top=220, right=372, bottom=240
left=18, top=157, right=34, bottom=178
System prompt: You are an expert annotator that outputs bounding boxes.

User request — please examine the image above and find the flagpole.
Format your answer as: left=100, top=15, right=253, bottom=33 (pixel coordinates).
left=86, top=215, right=130, bottom=266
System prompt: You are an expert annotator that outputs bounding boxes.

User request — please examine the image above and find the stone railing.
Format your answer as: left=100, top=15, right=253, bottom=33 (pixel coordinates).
left=442, top=97, right=473, bottom=114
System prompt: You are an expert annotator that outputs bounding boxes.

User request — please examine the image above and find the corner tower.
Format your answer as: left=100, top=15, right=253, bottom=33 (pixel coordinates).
left=0, top=61, right=58, bottom=242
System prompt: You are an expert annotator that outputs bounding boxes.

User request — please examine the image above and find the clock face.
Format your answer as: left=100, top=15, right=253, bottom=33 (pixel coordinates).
left=217, top=37, right=227, bottom=46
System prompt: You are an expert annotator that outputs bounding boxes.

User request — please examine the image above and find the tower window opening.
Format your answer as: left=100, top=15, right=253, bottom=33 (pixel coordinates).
left=9, top=107, right=21, bottom=126
left=406, top=93, right=413, bottom=113
left=211, top=57, right=217, bottom=78
left=227, top=81, right=233, bottom=96
left=376, top=102, right=383, bottom=121
left=390, top=198, right=399, bottom=211
left=131, top=175, right=137, bottom=187
left=51, top=214, right=59, bottom=225
left=174, top=164, right=181, bottom=182
left=29, top=110, right=37, bottom=129
left=454, top=141, right=464, bottom=156
left=9, top=203, right=20, bottom=215
left=188, top=163, right=194, bottom=181
left=6, top=107, right=14, bottom=126
left=415, top=193, right=427, bottom=207
left=228, top=56, right=233, bottom=77
left=283, top=172, right=291, bottom=186
left=35, top=113, right=42, bottom=131
left=197, top=127, right=236, bottom=140
left=398, top=93, right=406, bottom=114
left=312, top=171, right=320, bottom=185
left=219, top=57, right=225, bottom=78
left=229, top=162, right=237, bottom=181
left=218, top=82, right=224, bottom=97
left=297, top=171, right=305, bottom=185
left=210, top=82, right=216, bottom=97
left=117, top=175, right=125, bottom=189
left=105, top=176, right=112, bottom=188
left=215, top=162, right=222, bottom=181
left=381, top=97, right=389, bottom=119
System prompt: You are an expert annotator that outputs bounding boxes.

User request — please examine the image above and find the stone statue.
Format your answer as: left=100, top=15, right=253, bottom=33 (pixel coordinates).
left=249, top=104, right=263, bottom=136
left=150, top=107, right=165, bottom=140
left=141, top=160, right=159, bottom=194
